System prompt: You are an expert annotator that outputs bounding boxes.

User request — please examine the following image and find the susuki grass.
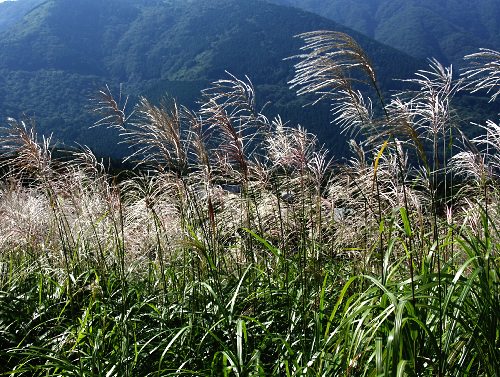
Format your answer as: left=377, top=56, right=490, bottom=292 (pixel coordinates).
left=0, top=31, right=499, bottom=376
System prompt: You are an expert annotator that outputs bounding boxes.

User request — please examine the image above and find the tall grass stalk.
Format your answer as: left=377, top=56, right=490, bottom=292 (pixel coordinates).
left=0, top=32, right=499, bottom=376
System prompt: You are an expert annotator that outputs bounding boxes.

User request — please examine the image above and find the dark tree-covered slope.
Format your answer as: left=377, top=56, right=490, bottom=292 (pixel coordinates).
left=270, top=0, right=500, bottom=66
left=0, top=0, right=42, bottom=33
left=0, top=0, right=424, bottom=157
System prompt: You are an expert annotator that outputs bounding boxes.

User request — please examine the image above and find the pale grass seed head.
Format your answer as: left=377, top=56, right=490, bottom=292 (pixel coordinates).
left=199, top=74, right=270, bottom=182
left=289, top=31, right=377, bottom=99
left=124, top=98, right=189, bottom=173
left=462, top=48, right=500, bottom=102
left=0, top=184, right=51, bottom=253
left=396, top=59, right=460, bottom=146
left=120, top=174, right=182, bottom=266
left=93, top=84, right=133, bottom=131
left=451, top=120, right=500, bottom=186
left=331, top=89, right=375, bottom=139
left=0, top=118, right=53, bottom=181
left=265, top=118, right=319, bottom=174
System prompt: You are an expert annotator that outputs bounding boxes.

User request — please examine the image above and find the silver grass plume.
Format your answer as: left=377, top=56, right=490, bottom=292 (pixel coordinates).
left=462, top=48, right=500, bottom=102
left=123, top=98, right=189, bottom=174
left=452, top=120, right=500, bottom=184
left=331, top=89, right=375, bottom=138
left=0, top=118, right=53, bottom=180
left=289, top=31, right=384, bottom=138
left=93, top=84, right=133, bottom=131
left=120, top=173, right=181, bottom=265
left=397, top=59, right=460, bottom=142
left=289, top=31, right=377, bottom=99
left=199, top=73, right=269, bottom=183
left=0, top=184, right=51, bottom=252
left=265, top=117, right=318, bottom=173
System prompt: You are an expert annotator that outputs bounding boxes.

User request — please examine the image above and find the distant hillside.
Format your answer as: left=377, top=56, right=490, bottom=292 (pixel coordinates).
left=270, top=0, right=500, bottom=66
left=0, top=0, right=425, bottom=157
left=0, top=0, right=42, bottom=32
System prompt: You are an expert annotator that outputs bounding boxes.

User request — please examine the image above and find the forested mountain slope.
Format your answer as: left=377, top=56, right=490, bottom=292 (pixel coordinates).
left=0, top=0, right=42, bottom=32
left=270, top=0, right=500, bottom=66
left=0, top=0, right=424, bottom=157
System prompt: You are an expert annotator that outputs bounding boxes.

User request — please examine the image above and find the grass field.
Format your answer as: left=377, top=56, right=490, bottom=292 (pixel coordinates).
left=0, top=32, right=499, bottom=376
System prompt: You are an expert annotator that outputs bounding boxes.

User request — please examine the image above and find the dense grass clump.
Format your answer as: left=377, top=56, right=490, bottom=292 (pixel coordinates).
left=0, top=32, right=499, bottom=376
